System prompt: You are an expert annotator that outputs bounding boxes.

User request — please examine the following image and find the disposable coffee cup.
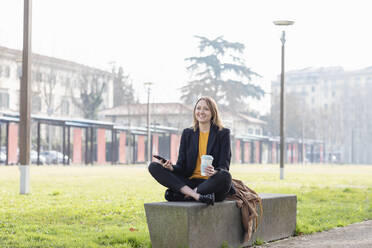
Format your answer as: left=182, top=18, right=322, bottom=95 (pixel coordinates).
left=201, top=155, right=213, bottom=176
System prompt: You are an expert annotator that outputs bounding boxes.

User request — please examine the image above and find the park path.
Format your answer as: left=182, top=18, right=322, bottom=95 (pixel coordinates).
left=259, top=220, right=372, bottom=248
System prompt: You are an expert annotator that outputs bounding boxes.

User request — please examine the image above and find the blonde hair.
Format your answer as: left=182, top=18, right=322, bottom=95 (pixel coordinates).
left=192, top=96, right=224, bottom=131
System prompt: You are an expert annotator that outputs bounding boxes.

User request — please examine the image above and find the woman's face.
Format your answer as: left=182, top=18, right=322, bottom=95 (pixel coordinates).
left=195, top=100, right=212, bottom=125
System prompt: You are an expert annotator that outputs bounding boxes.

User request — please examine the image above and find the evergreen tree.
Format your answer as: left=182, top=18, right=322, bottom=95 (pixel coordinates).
left=181, top=36, right=264, bottom=110
left=113, top=66, right=135, bottom=107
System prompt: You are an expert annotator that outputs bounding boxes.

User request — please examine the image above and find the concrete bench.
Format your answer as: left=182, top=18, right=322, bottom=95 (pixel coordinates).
left=144, top=193, right=297, bottom=248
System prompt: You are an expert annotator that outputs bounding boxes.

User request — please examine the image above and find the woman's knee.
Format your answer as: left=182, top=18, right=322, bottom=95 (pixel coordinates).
left=215, top=170, right=232, bottom=192
left=148, top=162, right=162, bottom=174
left=216, top=169, right=232, bottom=182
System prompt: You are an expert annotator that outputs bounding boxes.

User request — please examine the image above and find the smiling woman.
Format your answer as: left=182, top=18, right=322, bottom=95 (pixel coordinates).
left=148, top=96, right=233, bottom=206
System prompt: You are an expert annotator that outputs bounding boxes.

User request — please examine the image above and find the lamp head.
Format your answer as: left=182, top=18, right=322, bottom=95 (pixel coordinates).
left=273, top=20, right=295, bottom=26
left=144, top=82, right=154, bottom=88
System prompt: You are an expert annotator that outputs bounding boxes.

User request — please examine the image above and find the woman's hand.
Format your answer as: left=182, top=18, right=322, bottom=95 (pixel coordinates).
left=162, top=160, right=174, bottom=171
left=204, top=164, right=216, bottom=177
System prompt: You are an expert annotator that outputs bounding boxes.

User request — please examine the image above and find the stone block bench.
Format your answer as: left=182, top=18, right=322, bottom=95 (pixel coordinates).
left=144, top=193, right=297, bottom=248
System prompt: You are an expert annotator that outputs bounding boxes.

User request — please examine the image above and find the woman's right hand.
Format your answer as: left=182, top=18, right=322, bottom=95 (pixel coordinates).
left=162, top=160, right=174, bottom=171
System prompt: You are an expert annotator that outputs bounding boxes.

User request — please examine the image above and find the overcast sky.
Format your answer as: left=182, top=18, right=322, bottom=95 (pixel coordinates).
left=1, top=0, right=372, bottom=114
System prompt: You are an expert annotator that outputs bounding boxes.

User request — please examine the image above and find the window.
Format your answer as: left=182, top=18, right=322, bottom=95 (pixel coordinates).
left=73, top=105, right=80, bottom=115
left=255, top=129, right=261, bottom=135
left=248, top=128, right=253, bottom=134
left=32, top=95, right=42, bottom=112
left=311, top=86, right=315, bottom=92
left=36, top=72, right=42, bottom=82
left=61, top=100, right=70, bottom=115
left=0, top=92, right=9, bottom=108
left=74, top=80, right=80, bottom=88
left=102, top=82, right=107, bottom=92
left=48, top=73, right=56, bottom=83
left=0, top=65, right=2, bottom=77
left=65, top=77, right=71, bottom=88
left=5, top=66, right=10, bottom=77
left=17, top=66, right=22, bottom=78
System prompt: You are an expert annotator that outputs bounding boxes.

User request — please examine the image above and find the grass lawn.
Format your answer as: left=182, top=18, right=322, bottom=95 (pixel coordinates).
left=0, top=164, right=371, bottom=247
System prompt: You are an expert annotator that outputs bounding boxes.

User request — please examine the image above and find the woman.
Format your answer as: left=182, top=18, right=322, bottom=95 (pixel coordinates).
left=148, top=96, right=233, bottom=205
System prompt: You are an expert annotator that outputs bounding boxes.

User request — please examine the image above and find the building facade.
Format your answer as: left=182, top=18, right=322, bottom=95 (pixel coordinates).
left=0, top=45, right=113, bottom=118
left=271, top=66, right=372, bottom=110
left=271, top=67, right=372, bottom=164
left=99, top=102, right=266, bottom=137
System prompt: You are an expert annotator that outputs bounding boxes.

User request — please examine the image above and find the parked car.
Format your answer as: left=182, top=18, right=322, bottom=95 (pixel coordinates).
left=0, top=151, right=6, bottom=164
left=30, top=150, right=46, bottom=165
left=40, top=150, right=71, bottom=164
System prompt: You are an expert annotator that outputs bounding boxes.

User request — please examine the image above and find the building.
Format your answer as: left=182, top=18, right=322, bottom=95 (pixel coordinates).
left=0, top=45, right=113, bottom=118
left=0, top=45, right=114, bottom=152
left=99, top=102, right=266, bottom=137
left=271, top=67, right=372, bottom=164
left=271, top=66, right=372, bottom=110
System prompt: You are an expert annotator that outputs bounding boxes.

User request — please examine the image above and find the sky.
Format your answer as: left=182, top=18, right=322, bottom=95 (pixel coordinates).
left=1, top=0, right=372, bottom=114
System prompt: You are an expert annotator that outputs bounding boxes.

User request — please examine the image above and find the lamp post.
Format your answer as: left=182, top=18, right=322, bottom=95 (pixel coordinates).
left=144, top=82, right=154, bottom=165
left=274, top=20, right=294, bottom=180
left=19, top=0, right=32, bottom=194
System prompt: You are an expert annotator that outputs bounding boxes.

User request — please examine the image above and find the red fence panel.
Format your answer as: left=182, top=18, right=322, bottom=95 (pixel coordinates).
left=170, top=134, right=180, bottom=164
left=293, top=143, right=298, bottom=163
left=244, top=142, right=250, bottom=163
left=97, top=128, right=106, bottom=164
left=319, top=144, right=324, bottom=163
left=272, top=142, right=277, bottom=163
left=254, top=141, right=260, bottom=163
left=287, top=144, right=292, bottom=163
left=119, top=132, right=126, bottom=164
left=73, top=128, right=82, bottom=164
left=137, top=135, right=145, bottom=163
left=8, top=123, right=18, bottom=164
left=152, top=134, right=159, bottom=161
left=235, top=140, right=241, bottom=163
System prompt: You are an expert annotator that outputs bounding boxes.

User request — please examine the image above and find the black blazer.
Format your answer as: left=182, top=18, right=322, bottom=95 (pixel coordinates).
left=172, top=124, right=231, bottom=177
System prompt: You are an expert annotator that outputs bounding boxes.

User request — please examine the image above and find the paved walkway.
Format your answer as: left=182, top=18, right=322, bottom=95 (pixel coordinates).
left=259, top=220, right=372, bottom=248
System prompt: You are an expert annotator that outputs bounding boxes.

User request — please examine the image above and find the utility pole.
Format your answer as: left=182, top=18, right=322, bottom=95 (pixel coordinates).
left=19, top=0, right=32, bottom=194
left=144, top=82, right=153, bottom=164
left=274, top=20, right=294, bottom=180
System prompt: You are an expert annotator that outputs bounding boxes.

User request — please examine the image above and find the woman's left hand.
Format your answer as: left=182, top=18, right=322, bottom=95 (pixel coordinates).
left=204, top=165, right=217, bottom=177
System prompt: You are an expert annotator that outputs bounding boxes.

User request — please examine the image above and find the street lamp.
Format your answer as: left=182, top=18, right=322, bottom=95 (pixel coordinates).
left=19, top=0, right=32, bottom=194
left=274, top=20, right=294, bottom=180
left=144, top=82, right=154, bottom=165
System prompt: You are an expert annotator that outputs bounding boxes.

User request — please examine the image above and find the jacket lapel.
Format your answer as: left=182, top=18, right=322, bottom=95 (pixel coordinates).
left=207, top=125, right=217, bottom=155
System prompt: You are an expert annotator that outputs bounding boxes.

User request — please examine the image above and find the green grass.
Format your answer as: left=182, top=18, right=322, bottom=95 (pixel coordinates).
left=0, top=164, right=371, bottom=247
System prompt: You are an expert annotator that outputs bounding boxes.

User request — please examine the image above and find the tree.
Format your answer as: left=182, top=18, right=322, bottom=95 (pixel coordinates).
left=113, top=66, right=135, bottom=107
left=40, top=68, right=62, bottom=115
left=334, top=82, right=372, bottom=163
left=71, top=71, right=106, bottom=119
left=181, top=36, right=264, bottom=110
left=265, top=93, right=317, bottom=139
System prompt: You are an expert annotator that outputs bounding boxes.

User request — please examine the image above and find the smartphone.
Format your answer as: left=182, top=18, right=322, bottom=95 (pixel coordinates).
left=153, top=155, right=167, bottom=163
